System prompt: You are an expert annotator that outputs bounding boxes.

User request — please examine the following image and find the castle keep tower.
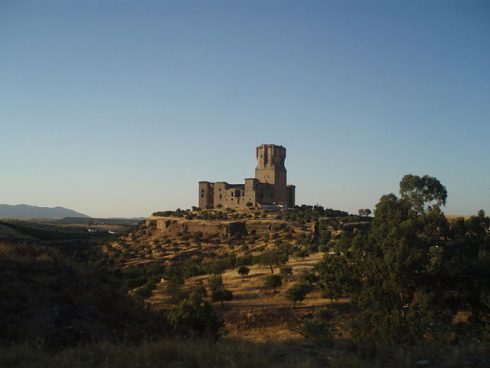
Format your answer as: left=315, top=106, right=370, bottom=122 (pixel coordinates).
left=199, top=144, right=295, bottom=209
left=255, top=144, right=287, bottom=204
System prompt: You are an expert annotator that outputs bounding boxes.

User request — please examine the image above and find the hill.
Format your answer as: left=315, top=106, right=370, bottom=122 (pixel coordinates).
left=0, top=242, right=164, bottom=348
left=0, top=218, right=140, bottom=243
left=0, top=204, right=89, bottom=219
left=102, top=207, right=363, bottom=340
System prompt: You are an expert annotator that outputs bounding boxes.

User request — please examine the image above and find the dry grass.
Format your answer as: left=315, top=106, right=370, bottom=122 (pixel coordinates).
left=146, top=252, right=353, bottom=343
left=2, top=338, right=488, bottom=368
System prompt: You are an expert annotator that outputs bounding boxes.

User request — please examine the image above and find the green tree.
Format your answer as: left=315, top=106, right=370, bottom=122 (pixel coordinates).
left=298, top=270, right=319, bottom=288
left=259, top=249, right=287, bottom=273
left=237, top=265, right=250, bottom=280
left=208, top=274, right=233, bottom=307
left=168, top=292, right=223, bottom=338
left=317, top=174, right=490, bottom=347
left=285, top=283, right=311, bottom=306
left=211, top=287, right=233, bottom=307
left=301, top=307, right=337, bottom=345
left=318, top=254, right=355, bottom=303
left=399, top=174, right=447, bottom=213
left=264, top=274, right=283, bottom=293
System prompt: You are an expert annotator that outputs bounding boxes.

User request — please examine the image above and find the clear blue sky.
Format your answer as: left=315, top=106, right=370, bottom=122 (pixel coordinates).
left=1, top=1, right=489, bottom=218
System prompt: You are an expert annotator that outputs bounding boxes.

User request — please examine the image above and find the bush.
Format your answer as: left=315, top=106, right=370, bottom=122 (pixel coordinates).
left=237, top=266, right=250, bottom=279
left=301, top=307, right=337, bottom=345
left=264, top=274, right=282, bottom=293
left=168, top=293, right=223, bottom=339
left=211, top=287, right=233, bottom=307
left=285, top=283, right=311, bottom=306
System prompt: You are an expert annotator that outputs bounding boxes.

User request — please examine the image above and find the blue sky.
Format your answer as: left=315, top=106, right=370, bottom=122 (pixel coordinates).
left=1, top=0, right=489, bottom=217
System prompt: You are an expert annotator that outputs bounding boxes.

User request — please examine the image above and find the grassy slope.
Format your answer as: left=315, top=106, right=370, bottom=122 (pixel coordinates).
left=0, top=242, right=164, bottom=347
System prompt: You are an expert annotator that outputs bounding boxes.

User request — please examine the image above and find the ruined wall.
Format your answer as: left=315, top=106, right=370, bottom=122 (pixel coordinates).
left=146, top=216, right=285, bottom=239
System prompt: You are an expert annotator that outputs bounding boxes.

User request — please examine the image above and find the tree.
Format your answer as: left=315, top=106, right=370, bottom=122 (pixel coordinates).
left=285, top=283, right=311, bottom=306
left=208, top=274, right=233, bottom=307
left=264, top=274, right=283, bottom=293
left=358, top=208, right=372, bottom=217
left=237, top=266, right=250, bottom=280
left=318, top=254, right=355, bottom=303
left=211, top=287, right=233, bottom=307
left=208, top=259, right=229, bottom=275
left=317, top=174, right=490, bottom=347
left=259, top=249, right=287, bottom=273
left=399, top=174, right=447, bottom=213
left=298, top=270, right=319, bottom=287
left=168, top=292, right=223, bottom=338
left=301, top=307, right=337, bottom=345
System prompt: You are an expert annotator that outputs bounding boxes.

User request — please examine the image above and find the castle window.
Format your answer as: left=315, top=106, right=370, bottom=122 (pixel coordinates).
left=219, top=194, right=222, bottom=199
left=201, top=194, right=204, bottom=198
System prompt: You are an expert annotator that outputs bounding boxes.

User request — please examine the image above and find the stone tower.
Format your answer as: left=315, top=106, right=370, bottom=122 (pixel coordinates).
left=255, top=144, right=288, bottom=204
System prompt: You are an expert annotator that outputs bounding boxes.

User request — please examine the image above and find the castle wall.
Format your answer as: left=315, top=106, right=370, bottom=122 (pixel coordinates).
left=244, top=178, right=258, bottom=207
left=213, top=182, right=227, bottom=208
left=147, top=216, right=289, bottom=239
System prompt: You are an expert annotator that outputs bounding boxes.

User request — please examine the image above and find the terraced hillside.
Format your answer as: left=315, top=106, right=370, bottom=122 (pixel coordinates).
left=102, top=207, right=366, bottom=342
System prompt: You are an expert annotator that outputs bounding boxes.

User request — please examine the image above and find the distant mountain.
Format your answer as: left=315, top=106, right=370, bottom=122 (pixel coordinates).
left=0, top=204, right=90, bottom=219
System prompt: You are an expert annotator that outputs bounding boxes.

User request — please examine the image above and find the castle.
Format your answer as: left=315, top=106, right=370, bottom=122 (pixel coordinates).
left=199, top=144, right=295, bottom=209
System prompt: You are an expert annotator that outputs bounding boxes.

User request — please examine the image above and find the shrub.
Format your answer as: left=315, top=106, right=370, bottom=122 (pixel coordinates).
left=211, top=287, right=233, bottom=307
left=168, top=293, right=222, bottom=338
left=301, top=307, right=337, bottom=345
left=208, top=275, right=233, bottom=307
left=264, top=274, right=282, bottom=293
left=285, top=283, right=311, bottom=306
left=237, top=266, right=250, bottom=280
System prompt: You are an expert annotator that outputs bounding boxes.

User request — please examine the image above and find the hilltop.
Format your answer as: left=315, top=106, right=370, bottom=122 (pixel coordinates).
left=0, top=204, right=89, bottom=219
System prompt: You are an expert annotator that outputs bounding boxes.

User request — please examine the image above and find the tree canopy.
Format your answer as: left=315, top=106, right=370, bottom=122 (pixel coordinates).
left=317, top=174, right=490, bottom=347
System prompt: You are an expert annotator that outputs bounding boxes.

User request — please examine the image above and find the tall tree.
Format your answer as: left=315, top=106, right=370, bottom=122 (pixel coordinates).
left=318, top=174, right=489, bottom=347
